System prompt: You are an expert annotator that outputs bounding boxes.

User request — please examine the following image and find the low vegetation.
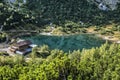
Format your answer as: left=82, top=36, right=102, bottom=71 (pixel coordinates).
left=0, top=43, right=120, bottom=79
left=0, top=0, right=120, bottom=79
left=0, top=32, right=7, bottom=43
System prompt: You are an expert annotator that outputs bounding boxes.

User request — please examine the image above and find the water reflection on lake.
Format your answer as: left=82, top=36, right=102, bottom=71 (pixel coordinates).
left=21, top=34, right=106, bottom=52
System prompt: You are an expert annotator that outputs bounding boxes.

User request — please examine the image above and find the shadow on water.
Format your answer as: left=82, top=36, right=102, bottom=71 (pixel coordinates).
left=21, top=34, right=106, bottom=52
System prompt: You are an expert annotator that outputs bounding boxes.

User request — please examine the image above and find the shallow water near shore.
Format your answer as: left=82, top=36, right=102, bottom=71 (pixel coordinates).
left=21, top=34, right=106, bottom=52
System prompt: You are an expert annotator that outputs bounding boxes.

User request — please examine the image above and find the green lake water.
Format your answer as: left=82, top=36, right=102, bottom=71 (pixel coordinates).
left=21, top=34, right=106, bottom=52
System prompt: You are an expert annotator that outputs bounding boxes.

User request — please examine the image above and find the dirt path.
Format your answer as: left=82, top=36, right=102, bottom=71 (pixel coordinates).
left=0, top=48, right=8, bottom=52
left=40, top=32, right=52, bottom=35
left=0, top=43, right=9, bottom=48
left=96, top=34, right=120, bottom=43
left=0, top=43, right=9, bottom=52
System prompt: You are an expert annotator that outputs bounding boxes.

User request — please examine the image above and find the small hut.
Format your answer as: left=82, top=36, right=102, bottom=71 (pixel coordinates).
left=9, top=40, right=37, bottom=55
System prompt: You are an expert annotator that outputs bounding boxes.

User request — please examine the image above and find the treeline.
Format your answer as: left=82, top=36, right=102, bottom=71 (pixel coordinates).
left=0, top=43, right=120, bottom=79
left=0, top=1, right=35, bottom=30
left=26, top=0, right=120, bottom=25
left=0, top=32, right=7, bottom=43
left=1, top=0, right=120, bottom=30
left=27, top=0, right=104, bottom=25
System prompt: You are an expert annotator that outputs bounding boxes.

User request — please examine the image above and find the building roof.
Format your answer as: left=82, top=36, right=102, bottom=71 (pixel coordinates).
left=13, top=40, right=32, bottom=47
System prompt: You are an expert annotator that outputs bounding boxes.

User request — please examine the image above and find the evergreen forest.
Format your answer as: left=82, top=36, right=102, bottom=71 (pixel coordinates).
left=0, top=0, right=120, bottom=80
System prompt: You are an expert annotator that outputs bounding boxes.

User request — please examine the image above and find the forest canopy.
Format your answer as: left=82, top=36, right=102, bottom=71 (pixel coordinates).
left=0, top=0, right=120, bottom=30
left=0, top=0, right=120, bottom=79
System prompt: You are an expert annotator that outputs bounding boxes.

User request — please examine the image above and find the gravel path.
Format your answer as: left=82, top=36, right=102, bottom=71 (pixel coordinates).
left=96, top=34, right=120, bottom=44
left=0, top=48, right=8, bottom=52
left=0, top=43, right=9, bottom=52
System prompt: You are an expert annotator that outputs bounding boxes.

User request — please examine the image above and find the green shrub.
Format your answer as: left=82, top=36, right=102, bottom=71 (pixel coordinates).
left=100, top=29, right=114, bottom=35
left=94, top=26, right=101, bottom=31
left=0, top=43, right=120, bottom=80
left=0, top=52, right=9, bottom=56
left=0, top=33, right=7, bottom=43
left=80, top=28, right=87, bottom=33
left=52, top=27, right=64, bottom=35
left=31, top=45, right=50, bottom=58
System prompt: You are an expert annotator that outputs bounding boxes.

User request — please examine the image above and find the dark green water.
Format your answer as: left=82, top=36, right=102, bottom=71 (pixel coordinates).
left=21, top=34, right=106, bottom=52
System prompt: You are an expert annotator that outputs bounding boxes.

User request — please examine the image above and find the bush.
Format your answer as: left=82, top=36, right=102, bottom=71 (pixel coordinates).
left=0, top=32, right=7, bottom=43
left=80, top=28, right=87, bottom=33
left=0, top=52, right=9, bottom=56
left=31, top=45, right=50, bottom=58
left=52, top=27, right=64, bottom=35
left=100, top=29, right=114, bottom=35
left=0, top=44, right=120, bottom=80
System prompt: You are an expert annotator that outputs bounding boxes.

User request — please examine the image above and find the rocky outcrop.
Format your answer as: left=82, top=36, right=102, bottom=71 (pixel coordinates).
left=95, top=0, right=119, bottom=10
left=5, top=0, right=120, bottom=10
left=5, top=0, right=26, bottom=4
left=102, top=0, right=119, bottom=10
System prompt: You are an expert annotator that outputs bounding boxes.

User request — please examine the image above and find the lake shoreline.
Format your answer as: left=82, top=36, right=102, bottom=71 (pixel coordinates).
left=0, top=30, right=120, bottom=50
left=39, top=31, right=120, bottom=44
left=0, top=31, right=119, bottom=54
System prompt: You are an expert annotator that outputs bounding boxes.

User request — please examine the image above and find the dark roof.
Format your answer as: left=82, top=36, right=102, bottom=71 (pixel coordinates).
left=14, top=40, right=32, bottom=47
